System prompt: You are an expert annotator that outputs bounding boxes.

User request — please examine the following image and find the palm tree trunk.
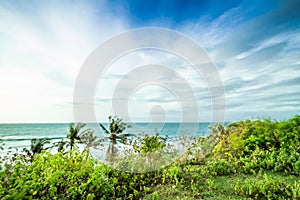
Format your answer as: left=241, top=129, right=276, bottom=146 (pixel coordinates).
left=106, top=143, right=117, bottom=162
left=70, top=140, right=74, bottom=150
left=106, top=143, right=112, bottom=162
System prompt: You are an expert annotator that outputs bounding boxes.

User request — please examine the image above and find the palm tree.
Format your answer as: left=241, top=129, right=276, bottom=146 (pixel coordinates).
left=23, top=138, right=50, bottom=162
left=67, top=122, right=94, bottom=150
left=79, top=130, right=102, bottom=152
left=54, top=140, right=68, bottom=153
left=99, top=116, right=134, bottom=161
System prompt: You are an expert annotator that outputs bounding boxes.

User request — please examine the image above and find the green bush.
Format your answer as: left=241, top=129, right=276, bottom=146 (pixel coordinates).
left=0, top=151, right=114, bottom=199
left=210, top=115, right=300, bottom=175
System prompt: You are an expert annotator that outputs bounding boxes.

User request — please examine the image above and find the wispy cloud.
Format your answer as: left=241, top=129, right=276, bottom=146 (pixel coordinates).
left=183, top=0, right=300, bottom=120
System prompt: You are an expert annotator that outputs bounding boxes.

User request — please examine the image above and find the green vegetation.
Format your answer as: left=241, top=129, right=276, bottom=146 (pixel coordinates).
left=0, top=115, right=300, bottom=199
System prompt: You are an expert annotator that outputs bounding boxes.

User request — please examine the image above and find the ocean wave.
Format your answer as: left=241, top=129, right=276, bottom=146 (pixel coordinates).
left=0, top=136, right=66, bottom=142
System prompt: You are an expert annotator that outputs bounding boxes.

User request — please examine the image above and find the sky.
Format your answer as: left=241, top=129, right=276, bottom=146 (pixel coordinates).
left=0, top=0, right=299, bottom=123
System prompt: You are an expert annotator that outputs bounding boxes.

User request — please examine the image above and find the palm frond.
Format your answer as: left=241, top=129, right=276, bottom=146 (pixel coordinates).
left=75, top=122, right=86, bottom=131
left=99, top=123, right=110, bottom=134
left=119, top=133, right=135, bottom=137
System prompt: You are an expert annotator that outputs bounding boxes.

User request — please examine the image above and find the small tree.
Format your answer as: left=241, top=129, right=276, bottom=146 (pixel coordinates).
left=134, top=134, right=167, bottom=154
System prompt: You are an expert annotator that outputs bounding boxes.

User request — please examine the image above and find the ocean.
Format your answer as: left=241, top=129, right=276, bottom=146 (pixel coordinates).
left=0, top=122, right=213, bottom=157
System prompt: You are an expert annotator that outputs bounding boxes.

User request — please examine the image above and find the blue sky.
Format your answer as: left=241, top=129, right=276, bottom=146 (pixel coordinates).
left=0, top=0, right=299, bottom=122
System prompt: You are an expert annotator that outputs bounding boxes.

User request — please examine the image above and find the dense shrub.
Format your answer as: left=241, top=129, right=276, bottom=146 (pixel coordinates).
left=210, top=115, right=300, bottom=174
left=212, top=115, right=300, bottom=156
left=0, top=151, right=114, bottom=199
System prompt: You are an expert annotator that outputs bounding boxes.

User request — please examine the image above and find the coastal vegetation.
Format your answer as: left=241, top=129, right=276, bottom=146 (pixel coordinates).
left=0, top=115, right=300, bottom=199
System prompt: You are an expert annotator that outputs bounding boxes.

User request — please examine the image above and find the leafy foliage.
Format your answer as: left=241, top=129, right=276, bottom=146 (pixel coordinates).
left=133, top=134, right=167, bottom=154
left=212, top=115, right=300, bottom=159
left=234, top=173, right=300, bottom=199
left=213, top=115, right=300, bottom=174
left=0, top=151, right=114, bottom=199
left=1, top=115, right=300, bottom=199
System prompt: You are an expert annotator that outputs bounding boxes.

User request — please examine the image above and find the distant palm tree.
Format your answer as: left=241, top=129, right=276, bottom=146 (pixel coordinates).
left=79, top=129, right=102, bottom=152
left=23, top=138, right=50, bottom=162
left=99, top=116, right=134, bottom=161
left=67, top=122, right=94, bottom=150
left=54, top=140, right=68, bottom=153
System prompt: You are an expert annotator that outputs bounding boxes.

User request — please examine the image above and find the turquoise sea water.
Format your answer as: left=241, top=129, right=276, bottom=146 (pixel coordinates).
left=0, top=122, right=213, bottom=156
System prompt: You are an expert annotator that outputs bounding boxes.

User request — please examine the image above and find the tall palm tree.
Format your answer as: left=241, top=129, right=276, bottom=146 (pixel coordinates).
left=67, top=122, right=94, bottom=150
left=99, top=116, right=134, bottom=161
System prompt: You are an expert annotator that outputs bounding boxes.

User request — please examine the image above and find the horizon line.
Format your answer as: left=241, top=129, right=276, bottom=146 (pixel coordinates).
left=0, top=121, right=226, bottom=124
